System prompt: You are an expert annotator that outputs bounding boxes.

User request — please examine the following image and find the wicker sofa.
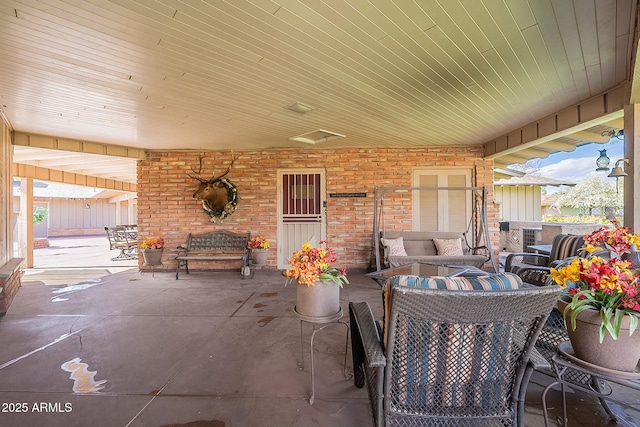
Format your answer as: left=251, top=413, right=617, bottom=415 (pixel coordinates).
left=378, top=231, right=487, bottom=268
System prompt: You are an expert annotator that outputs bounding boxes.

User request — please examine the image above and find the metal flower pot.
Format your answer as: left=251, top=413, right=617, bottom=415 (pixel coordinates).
left=251, top=249, right=269, bottom=266
left=295, top=281, right=340, bottom=319
left=141, top=249, right=163, bottom=266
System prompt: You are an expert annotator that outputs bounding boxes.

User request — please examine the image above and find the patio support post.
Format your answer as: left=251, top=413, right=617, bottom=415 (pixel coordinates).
left=623, top=104, right=639, bottom=231
left=0, top=116, right=12, bottom=263
left=19, top=178, right=34, bottom=268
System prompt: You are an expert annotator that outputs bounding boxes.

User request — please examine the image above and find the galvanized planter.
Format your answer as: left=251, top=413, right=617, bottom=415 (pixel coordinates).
left=141, top=249, right=163, bottom=266
left=295, top=281, right=340, bottom=320
left=251, top=249, right=269, bottom=266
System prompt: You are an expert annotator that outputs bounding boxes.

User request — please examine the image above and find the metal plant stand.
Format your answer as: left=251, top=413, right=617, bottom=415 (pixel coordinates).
left=140, top=250, right=164, bottom=277
left=542, top=341, right=640, bottom=427
left=294, top=307, right=351, bottom=405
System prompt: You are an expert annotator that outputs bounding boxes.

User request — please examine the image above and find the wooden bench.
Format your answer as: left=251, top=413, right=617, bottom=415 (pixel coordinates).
left=175, top=231, right=250, bottom=279
left=105, top=225, right=138, bottom=260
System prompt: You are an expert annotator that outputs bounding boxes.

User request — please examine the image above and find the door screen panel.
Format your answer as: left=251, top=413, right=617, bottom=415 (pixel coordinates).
left=278, top=170, right=325, bottom=269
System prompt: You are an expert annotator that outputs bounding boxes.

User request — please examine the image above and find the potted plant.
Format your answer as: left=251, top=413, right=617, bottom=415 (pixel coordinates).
left=285, top=240, right=348, bottom=319
left=551, top=222, right=640, bottom=371
left=248, top=236, right=270, bottom=266
left=140, top=237, right=164, bottom=266
left=582, top=220, right=640, bottom=256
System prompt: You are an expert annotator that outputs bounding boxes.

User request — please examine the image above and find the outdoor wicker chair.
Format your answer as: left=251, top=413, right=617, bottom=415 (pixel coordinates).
left=504, top=233, right=585, bottom=287
left=349, top=276, right=560, bottom=427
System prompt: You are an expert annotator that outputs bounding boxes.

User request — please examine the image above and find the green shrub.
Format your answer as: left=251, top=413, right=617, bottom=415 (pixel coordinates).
left=33, top=206, right=48, bottom=225
left=542, top=215, right=609, bottom=224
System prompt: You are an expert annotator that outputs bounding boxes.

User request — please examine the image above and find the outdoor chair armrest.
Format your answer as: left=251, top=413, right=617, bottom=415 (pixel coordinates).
left=510, top=265, right=552, bottom=287
left=528, top=346, right=551, bottom=372
left=505, top=252, right=550, bottom=271
left=549, top=256, right=581, bottom=269
left=349, top=302, right=386, bottom=367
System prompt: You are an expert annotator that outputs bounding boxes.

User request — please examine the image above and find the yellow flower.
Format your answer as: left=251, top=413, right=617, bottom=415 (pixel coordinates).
left=284, top=241, right=348, bottom=287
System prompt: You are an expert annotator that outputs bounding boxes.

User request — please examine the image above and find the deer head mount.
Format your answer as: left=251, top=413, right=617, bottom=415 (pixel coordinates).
left=189, top=155, right=238, bottom=222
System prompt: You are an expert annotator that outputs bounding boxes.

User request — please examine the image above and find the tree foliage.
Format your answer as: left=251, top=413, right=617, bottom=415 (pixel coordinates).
left=33, top=206, right=48, bottom=225
left=554, top=175, right=622, bottom=214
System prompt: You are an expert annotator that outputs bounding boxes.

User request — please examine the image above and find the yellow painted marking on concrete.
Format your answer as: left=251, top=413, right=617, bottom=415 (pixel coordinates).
left=61, top=357, right=106, bottom=393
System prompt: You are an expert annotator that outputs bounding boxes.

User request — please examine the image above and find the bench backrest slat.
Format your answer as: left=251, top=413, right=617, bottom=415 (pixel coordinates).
left=186, top=231, right=250, bottom=251
left=105, top=225, right=138, bottom=249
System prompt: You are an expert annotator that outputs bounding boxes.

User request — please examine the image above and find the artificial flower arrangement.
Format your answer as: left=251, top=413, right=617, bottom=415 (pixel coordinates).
left=551, top=222, right=640, bottom=342
left=139, top=237, right=164, bottom=250
left=248, top=236, right=270, bottom=249
left=284, top=240, right=349, bottom=287
left=582, top=220, right=640, bottom=256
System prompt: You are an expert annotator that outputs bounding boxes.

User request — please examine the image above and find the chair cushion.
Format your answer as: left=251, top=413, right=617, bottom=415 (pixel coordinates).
left=391, top=272, right=523, bottom=290
left=382, top=273, right=523, bottom=345
left=433, top=237, right=464, bottom=256
left=549, top=234, right=585, bottom=262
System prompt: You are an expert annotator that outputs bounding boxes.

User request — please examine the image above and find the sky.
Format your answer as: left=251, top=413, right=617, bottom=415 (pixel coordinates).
left=520, top=137, right=626, bottom=192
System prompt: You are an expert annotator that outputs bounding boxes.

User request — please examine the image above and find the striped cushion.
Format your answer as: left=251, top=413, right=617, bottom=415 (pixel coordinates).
left=382, top=273, right=522, bottom=345
left=549, top=234, right=585, bottom=262
left=390, top=272, right=523, bottom=290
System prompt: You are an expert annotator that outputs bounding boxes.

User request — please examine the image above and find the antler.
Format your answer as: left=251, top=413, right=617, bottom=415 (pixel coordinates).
left=212, top=155, right=236, bottom=181
left=188, top=153, right=237, bottom=183
left=188, top=155, right=207, bottom=183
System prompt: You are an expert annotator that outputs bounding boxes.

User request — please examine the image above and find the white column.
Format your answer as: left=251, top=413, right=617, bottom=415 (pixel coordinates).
left=19, top=178, right=34, bottom=267
left=115, top=200, right=122, bottom=225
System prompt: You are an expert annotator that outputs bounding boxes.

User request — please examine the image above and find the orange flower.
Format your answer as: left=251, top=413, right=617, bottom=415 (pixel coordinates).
left=284, top=241, right=348, bottom=287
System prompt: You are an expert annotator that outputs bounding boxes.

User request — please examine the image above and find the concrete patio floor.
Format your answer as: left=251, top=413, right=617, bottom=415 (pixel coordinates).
left=0, top=236, right=639, bottom=426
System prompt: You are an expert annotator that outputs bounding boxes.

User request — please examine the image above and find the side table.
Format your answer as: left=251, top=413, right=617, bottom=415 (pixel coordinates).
left=542, top=341, right=640, bottom=427
left=294, top=307, right=351, bottom=404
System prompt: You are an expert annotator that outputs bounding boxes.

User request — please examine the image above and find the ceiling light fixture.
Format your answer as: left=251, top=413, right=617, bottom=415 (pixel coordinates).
left=286, top=102, right=314, bottom=114
left=595, top=149, right=610, bottom=171
left=608, top=158, right=629, bottom=178
left=601, top=129, right=624, bottom=140
left=289, top=129, right=345, bottom=144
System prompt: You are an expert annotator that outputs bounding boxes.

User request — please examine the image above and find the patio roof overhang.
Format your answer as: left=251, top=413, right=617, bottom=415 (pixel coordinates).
left=494, top=175, right=576, bottom=187
left=1, top=1, right=638, bottom=182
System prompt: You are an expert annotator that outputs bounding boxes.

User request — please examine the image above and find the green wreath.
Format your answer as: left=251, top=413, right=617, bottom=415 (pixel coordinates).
left=200, top=178, right=238, bottom=223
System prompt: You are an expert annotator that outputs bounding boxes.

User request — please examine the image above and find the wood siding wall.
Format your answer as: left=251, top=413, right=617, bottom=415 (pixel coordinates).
left=494, top=185, right=541, bottom=221
left=36, top=199, right=122, bottom=231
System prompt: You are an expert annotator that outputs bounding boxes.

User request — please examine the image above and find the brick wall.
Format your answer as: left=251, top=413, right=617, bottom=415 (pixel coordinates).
left=137, top=148, right=496, bottom=271
left=0, top=258, right=23, bottom=315
left=33, top=238, right=50, bottom=249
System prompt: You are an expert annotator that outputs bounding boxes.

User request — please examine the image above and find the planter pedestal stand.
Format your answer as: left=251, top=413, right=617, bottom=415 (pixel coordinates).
left=542, top=341, right=640, bottom=426
left=293, top=307, right=351, bottom=405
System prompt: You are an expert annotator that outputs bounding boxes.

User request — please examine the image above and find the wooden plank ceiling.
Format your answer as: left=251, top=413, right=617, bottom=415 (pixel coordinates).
left=0, top=0, right=637, bottom=183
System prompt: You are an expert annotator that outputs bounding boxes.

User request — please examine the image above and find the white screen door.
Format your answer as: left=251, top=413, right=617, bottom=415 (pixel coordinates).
left=412, top=168, right=472, bottom=232
left=277, top=169, right=326, bottom=269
